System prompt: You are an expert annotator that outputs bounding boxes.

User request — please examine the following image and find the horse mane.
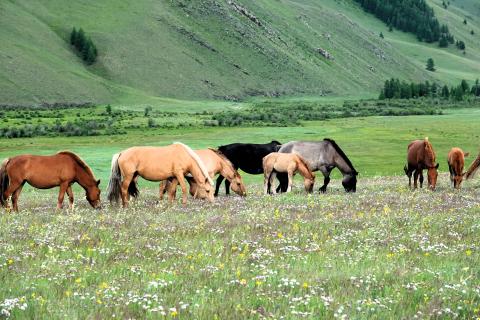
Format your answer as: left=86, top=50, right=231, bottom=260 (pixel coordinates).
left=173, top=142, right=214, bottom=185
left=466, top=152, right=480, bottom=179
left=208, top=148, right=239, bottom=177
left=57, top=151, right=97, bottom=179
left=323, top=138, right=357, bottom=173
left=423, top=137, right=436, bottom=166
left=295, top=154, right=314, bottom=178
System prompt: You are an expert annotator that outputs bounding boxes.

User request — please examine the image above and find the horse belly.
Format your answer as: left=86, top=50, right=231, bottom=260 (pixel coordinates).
left=26, top=175, right=62, bottom=189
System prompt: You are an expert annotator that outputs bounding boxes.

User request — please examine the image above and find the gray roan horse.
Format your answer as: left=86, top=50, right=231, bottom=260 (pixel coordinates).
left=276, top=139, right=358, bottom=193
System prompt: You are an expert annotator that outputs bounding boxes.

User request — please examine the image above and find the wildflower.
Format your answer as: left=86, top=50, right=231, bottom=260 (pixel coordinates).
left=170, top=307, right=178, bottom=317
left=277, top=232, right=284, bottom=239
left=65, top=291, right=72, bottom=297
left=386, top=252, right=395, bottom=258
left=255, top=280, right=263, bottom=286
left=7, top=259, right=13, bottom=265
left=240, top=279, right=247, bottom=285
left=96, top=299, right=102, bottom=304
left=303, top=282, right=309, bottom=289
left=75, top=278, right=82, bottom=284
left=466, top=249, right=472, bottom=256
left=99, top=282, right=109, bottom=289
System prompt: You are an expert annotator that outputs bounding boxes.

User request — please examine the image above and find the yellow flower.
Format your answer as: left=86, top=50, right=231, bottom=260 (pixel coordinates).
left=302, top=282, right=308, bottom=289
left=99, top=282, right=109, bottom=289
left=386, top=252, right=395, bottom=258
left=65, top=290, right=72, bottom=297
left=218, top=263, right=224, bottom=270
left=255, top=280, right=263, bottom=286
left=7, top=259, right=13, bottom=265
left=466, top=249, right=472, bottom=256
left=170, top=310, right=178, bottom=317
left=96, top=299, right=102, bottom=304
left=277, top=232, right=284, bottom=239
left=231, top=246, right=238, bottom=252
left=424, top=252, right=430, bottom=257
left=240, top=279, right=247, bottom=285
left=75, top=278, right=82, bottom=284
left=383, top=205, right=391, bottom=215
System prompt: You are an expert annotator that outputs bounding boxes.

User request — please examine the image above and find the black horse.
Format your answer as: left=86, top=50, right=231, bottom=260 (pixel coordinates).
left=215, top=140, right=282, bottom=196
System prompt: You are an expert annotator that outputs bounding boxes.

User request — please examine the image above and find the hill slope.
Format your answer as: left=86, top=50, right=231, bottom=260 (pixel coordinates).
left=0, top=0, right=479, bottom=105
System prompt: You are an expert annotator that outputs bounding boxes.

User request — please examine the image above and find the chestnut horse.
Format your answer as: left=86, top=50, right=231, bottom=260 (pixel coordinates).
left=106, top=142, right=214, bottom=207
left=263, top=153, right=315, bottom=194
left=447, top=147, right=469, bottom=189
left=0, top=152, right=101, bottom=212
left=466, top=152, right=480, bottom=180
left=404, top=138, right=439, bottom=190
left=159, top=148, right=246, bottom=201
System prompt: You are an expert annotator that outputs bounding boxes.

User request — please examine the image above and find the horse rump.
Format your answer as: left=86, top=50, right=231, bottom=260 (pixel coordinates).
left=0, top=159, right=10, bottom=206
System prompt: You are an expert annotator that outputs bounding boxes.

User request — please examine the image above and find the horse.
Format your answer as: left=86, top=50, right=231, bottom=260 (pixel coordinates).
left=465, top=151, right=480, bottom=180
left=447, top=147, right=469, bottom=189
left=262, top=153, right=315, bottom=194
left=277, top=139, right=358, bottom=193
left=106, top=142, right=214, bottom=207
left=215, top=141, right=282, bottom=196
left=159, top=148, right=246, bottom=201
left=0, top=151, right=101, bottom=212
left=404, top=138, right=439, bottom=190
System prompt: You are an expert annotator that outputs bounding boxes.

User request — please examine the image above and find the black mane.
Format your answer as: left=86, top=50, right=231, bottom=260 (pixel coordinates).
left=324, top=138, right=357, bottom=173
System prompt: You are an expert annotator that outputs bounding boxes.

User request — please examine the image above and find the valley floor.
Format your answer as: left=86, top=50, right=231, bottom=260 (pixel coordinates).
left=1, top=176, right=479, bottom=319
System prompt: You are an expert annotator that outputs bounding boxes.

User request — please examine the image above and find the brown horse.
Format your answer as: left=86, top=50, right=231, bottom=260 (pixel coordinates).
left=263, top=152, right=315, bottom=194
left=106, top=142, right=214, bottom=207
left=404, top=138, right=439, bottom=190
left=0, top=152, right=101, bottom=212
left=465, top=151, right=480, bottom=180
left=447, top=147, right=469, bottom=189
left=159, top=148, right=246, bottom=201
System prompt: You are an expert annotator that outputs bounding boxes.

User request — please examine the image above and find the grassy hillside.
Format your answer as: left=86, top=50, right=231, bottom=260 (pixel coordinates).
left=1, top=0, right=479, bottom=106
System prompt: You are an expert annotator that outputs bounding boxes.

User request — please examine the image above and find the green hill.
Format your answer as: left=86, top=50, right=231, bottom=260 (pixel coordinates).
left=1, top=0, right=479, bottom=106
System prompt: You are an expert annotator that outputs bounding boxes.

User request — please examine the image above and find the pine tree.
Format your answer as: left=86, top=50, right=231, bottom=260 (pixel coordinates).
left=70, top=27, right=77, bottom=45
left=460, top=79, right=469, bottom=93
left=379, top=32, right=384, bottom=38
left=441, top=85, right=449, bottom=98
left=426, top=58, right=435, bottom=72
left=75, top=28, right=86, bottom=52
left=439, top=35, right=448, bottom=47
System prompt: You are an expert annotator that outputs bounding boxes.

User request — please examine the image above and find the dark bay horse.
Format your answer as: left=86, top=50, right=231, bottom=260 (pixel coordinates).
left=404, top=138, right=439, bottom=190
left=447, top=147, right=469, bottom=189
left=215, top=140, right=282, bottom=196
left=0, top=152, right=101, bottom=211
left=277, top=139, right=358, bottom=193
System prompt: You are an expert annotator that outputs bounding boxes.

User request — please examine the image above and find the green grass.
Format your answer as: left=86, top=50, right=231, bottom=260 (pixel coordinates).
left=1, top=0, right=479, bottom=106
left=1, top=176, right=479, bottom=319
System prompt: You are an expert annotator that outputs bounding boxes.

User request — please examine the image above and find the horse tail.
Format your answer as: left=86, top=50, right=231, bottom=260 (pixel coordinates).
left=466, top=153, right=480, bottom=179
left=107, top=153, right=122, bottom=204
left=0, top=159, right=10, bottom=206
left=174, top=142, right=213, bottom=185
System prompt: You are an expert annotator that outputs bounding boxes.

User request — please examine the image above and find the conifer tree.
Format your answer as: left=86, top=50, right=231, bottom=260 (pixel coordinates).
left=426, top=58, right=435, bottom=72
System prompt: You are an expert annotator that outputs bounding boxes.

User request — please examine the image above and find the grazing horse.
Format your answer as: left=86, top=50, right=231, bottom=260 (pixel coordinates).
left=277, top=139, right=358, bottom=193
left=0, top=152, right=101, bottom=212
left=107, top=142, right=214, bottom=207
left=465, top=152, right=480, bottom=180
left=159, top=148, right=246, bottom=201
left=262, top=153, right=315, bottom=194
left=215, top=141, right=282, bottom=196
left=404, top=138, right=439, bottom=190
left=447, top=147, right=469, bottom=189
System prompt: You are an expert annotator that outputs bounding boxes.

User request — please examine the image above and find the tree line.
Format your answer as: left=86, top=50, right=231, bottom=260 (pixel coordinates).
left=379, top=78, right=480, bottom=101
left=70, top=27, right=98, bottom=65
left=354, top=0, right=460, bottom=48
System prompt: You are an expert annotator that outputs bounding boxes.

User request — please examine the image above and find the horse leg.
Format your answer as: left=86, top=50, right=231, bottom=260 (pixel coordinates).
left=3, top=178, right=22, bottom=211
left=269, top=171, right=277, bottom=194
left=275, top=173, right=288, bottom=193
left=214, top=175, right=224, bottom=197
left=120, top=174, right=133, bottom=208
left=419, top=171, right=424, bottom=189
left=159, top=180, right=168, bottom=200
left=11, top=182, right=25, bottom=212
left=167, top=179, right=179, bottom=203
left=448, top=164, right=454, bottom=186
left=413, top=170, right=419, bottom=189
left=225, top=179, right=231, bottom=196
left=66, top=185, right=74, bottom=210
left=57, top=182, right=69, bottom=209
left=287, top=170, right=293, bottom=193
left=263, top=169, right=271, bottom=195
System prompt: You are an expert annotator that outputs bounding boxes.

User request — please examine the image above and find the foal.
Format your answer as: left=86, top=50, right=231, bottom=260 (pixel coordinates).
left=263, top=153, right=315, bottom=194
left=447, top=147, right=469, bottom=189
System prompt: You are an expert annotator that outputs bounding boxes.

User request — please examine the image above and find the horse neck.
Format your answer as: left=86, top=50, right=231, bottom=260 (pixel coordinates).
left=296, top=159, right=313, bottom=179
left=219, top=160, right=236, bottom=180
left=334, top=155, right=355, bottom=176
left=75, top=164, right=96, bottom=190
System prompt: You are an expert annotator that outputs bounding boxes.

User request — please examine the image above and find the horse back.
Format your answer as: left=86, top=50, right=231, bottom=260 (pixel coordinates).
left=448, top=148, right=465, bottom=174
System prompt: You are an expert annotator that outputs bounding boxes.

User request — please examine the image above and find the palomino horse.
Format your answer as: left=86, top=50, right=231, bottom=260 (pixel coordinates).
left=159, top=148, right=246, bottom=201
left=277, top=139, right=358, bottom=193
left=0, top=152, right=101, bottom=211
left=263, top=153, right=315, bottom=194
left=107, top=142, right=214, bottom=207
left=466, top=151, right=480, bottom=180
left=215, top=141, right=282, bottom=196
left=404, top=138, right=439, bottom=190
left=447, top=147, right=469, bottom=189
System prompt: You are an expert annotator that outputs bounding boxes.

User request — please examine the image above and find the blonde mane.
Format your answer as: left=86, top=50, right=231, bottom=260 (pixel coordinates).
left=424, top=137, right=436, bottom=166
left=208, top=148, right=239, bottom=176
left=294, top=154, right=314, bottom=178
left=57, top=151, right=97, bottom=179
left=173, top=142, right=214, bottom=185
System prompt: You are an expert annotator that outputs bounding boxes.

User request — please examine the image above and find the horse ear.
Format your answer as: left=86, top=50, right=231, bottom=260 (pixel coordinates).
left=96, top=179, right=101, bottom=186
left=205, top=178, right=209, bottom=184
left=435, top=163, right=440, bottom=169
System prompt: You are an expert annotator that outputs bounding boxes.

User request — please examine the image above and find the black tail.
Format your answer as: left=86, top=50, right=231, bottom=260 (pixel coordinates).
left=0, top=159, right=10, bottom=207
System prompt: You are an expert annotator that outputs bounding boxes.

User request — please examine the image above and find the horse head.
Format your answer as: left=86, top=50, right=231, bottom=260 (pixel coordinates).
left=271, top=140, right=282, bottom=151
left=342, top=171, right=358, bottom=193
left=427, top=163, right=439, bottom=191
left=86, top=179, right=101, bottom=208
left=304, top=173, right=315, bottom=193
left=229, top=172, right=247, bottom=197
